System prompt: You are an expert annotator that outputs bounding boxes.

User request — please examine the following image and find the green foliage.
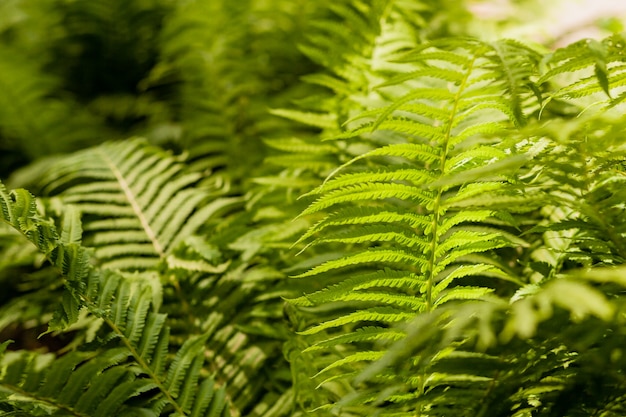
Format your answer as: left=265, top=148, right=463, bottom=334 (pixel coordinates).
left=0, top=183, right=230, bottom=416
left=1, top=0, right=626, bottom=416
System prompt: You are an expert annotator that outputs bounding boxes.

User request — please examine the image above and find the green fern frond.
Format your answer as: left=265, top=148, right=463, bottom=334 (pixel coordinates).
left=0, top=343, right=230, bottom=417
left=36, top=139, right=230, bottom=271
left=0, top=181, right=91, bottom=329
left=1, top=180, right=235, bottom=416
left=517, top=115, right=626, bottom=270
left=8, top=2, right=626, bottom=417
left=1, top=348, right=145, bottom=417
left=288, top=35, right=543, bottom=413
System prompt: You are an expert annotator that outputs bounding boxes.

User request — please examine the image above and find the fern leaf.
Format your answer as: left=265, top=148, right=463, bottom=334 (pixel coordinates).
left=294, top=249, right=427, bottom=278
left=0, top=182, right=91, bottom=329
left=93, top=379, right=159, bottom=417
left=189, top=377, right=227, bottom=417
left=289, top=268, right=421, bottom=307
left=314, top=350, right=385, bottom=380
left=164, top=335, right=208, bottom=399
left=305, top=327, right=405, bottom=353
left=300, top=183, right=434, bottom=217
left=313, top=224, right=430, bottom=251
left=433, top=264, right=501, bottom=296
left=0, top=349, right=158, bottom=417
left=37, top=139, right=225, bottom=271
left=540, top=34, right=626, bottom=107
left=56, top=347, right=130, bottom=406
left=309, top=167, right=436, bottom=196
left=299, top=307, right=415, bottom=335
left=297, top=206, right=431, bottom=245
left=434, top=286, right=494, bottom=306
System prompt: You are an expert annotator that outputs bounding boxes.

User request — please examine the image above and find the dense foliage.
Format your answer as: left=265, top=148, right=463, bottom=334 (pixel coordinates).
left=1, top=0, right=626, bottom=416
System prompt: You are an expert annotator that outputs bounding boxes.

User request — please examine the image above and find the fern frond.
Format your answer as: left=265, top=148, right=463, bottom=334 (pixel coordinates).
left=289, top=35, right=543, bottom=413
left=0, top=348, right=153, bottom=417
left=518, top=115, right=626, bottom=269
left=37, top=139, right=231, bottom=271
left=0, top=181, right=92, bottom=329
left=0, top=343, right=230, bottom=417
left=1, top=180, right=236, bottom=416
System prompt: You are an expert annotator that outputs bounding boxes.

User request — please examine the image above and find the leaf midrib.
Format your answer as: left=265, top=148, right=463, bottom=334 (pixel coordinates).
left=425, top=53, right=479, bottom=312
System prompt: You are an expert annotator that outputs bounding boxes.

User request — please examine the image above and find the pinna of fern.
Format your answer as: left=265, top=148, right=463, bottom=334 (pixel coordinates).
left=286, top=36, right=543, bottom=413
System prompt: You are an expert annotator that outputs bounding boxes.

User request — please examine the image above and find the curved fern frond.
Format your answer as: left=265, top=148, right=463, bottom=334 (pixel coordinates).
left=0, top=343, right=230, bottom=417
left=0, top=181, right=90, bottom=329
left=36, top=139, right=233, bottom=271
left=0, top=180, right=233, bottom=416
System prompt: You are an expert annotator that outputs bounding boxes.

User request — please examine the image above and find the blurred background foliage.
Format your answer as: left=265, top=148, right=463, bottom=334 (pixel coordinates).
left=0, top=0, right=331, bottom=182
left=3, top=0, right=553, bottom=182
left=1, top=0, right=622, bottom=182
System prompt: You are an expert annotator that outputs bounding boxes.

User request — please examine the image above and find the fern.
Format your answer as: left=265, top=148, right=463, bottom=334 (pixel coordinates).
left=1, top=335, right=230, bottom=417
left=0, top=180, right=232, bottom=416
left=283, top=14, right=626, bottom=413
left=539, top=33, right=626, bottom=105
left=32, top=138, right=232, bottom=271
left=20, top=137, right=305, bottom=415
left=288, top=35, right=542, bottom=413
left=3, top=1, right=626, bottom=417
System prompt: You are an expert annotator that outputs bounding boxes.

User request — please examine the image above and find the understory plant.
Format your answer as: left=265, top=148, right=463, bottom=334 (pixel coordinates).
left=1, top=0, right=626, bottom=416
